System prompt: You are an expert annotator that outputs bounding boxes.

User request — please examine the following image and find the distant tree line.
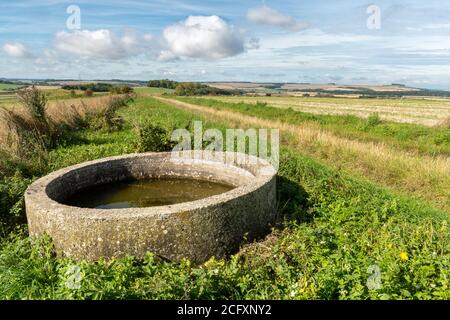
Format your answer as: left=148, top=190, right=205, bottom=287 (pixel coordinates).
left=62, top=83, right=114, bottom=92
left=0, top=80, right=17, bottom=85
left=62, top=83, right=134, bottom=96
left=148, top=79, right=242, bottom=96
left=174, top=82, right=241, bottom=96
left=110, top=86, right=134, bottom=94
left=147, top=79, right=179, bottom=89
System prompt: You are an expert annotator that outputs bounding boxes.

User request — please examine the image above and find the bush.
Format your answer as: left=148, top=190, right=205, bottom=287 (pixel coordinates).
left=85, top=96, right=130, bottom=132
left=134, top=121, right=176, bottom=152
left=0, top=87, right=54, bottom=174
left=110, top=86, right=134, bottom=95
left=174, top=82, right=237, bottom=96
left=17, top=86, right=48, bottom=126
left=84, top=89, right=94, bottom=97
left=366, top=112, right=382, bottom=127
left=0, top=172, right=31, bottom=235
left=148, top=79, right=178, bottom=89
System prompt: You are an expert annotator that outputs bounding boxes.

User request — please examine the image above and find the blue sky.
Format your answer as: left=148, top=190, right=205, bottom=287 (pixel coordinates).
left=1, top=0, right=450, bottom=89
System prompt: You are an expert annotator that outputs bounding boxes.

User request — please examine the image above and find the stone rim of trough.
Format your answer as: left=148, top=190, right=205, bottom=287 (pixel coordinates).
left=25, top=151, right=277, bottom=220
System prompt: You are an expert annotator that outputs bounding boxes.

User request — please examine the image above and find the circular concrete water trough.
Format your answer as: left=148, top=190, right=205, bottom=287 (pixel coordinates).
left=25, top=151, right=277, bottom=263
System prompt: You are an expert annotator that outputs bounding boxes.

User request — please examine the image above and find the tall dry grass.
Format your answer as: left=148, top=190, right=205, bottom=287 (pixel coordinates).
left=46, top=95, right=119, bottom=126
left=0, top=91, right=129, bottom=176
left=0, top=106, right=49, bottom=172
left=158, top=97, right=450, bottom=211
left=437, top=116, right=450, bottom=129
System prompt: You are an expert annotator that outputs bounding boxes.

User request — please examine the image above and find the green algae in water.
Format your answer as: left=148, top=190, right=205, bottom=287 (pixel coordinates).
left=65, top=178, right=235, bottom=209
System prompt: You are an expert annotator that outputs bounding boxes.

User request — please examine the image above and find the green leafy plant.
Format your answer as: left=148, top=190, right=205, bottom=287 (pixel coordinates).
left=366, top=112, right=382, bottom=127
left=134, top=121, right=176, bottom=152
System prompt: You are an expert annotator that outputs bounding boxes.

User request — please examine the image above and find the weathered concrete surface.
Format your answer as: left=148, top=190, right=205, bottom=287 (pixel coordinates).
left=25, top=151, right=277, bottom=263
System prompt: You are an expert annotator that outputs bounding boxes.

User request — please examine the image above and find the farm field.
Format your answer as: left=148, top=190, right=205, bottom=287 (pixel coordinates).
left=0, top=87, right=110, bottom=108
left=0, top=84, right=22, bottom=91
left=204, top=95, right=450, bottom=126
left=0, top=94, right=16, bottom=106
left=0, top=90, right=449, bottom=299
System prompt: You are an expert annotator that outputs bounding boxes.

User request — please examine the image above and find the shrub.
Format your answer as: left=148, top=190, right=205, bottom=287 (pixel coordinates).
left=0, top=87, right=54, bottom=174
left=17, top=86, right=48, bottom=126
left=103, top=97, right=127, bottom=132
left=134, top=121, right=176, bottom=152
left=366, top=112, right=382, bottom=127
left=0, top=172, right=31, bottom=235
left=85, top=96, right=130, bottom=132
left=110, top=86, right=134, bottom=94
left=84, top=89, right=94, bottom=97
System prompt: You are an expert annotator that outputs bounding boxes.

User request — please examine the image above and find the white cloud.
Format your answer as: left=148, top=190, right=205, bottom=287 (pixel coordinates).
left=247, top=6, right=307, bottom=31
left=2, top=42, right=31, bottom=58
left=157, top=50, right=178, bottom=62
left=162, top=15, right=244, bottom=59
left=54, top=29, right=142, bottom=60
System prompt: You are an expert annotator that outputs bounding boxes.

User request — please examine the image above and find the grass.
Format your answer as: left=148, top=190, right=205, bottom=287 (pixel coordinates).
left=0, top=96, right=449, bottom=300
left=174, top=97, right=450, bottom=157
left=0, top=84, right=22, bottom=91
left=134, top=87, right=175, bottom=96
left=162, top=97, right=450, bottom=212
left=204, top=95, right=450, bottom=126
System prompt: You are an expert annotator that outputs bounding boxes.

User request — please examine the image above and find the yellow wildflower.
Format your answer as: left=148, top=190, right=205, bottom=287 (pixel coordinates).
left=399, top=252, right=409, bottom=261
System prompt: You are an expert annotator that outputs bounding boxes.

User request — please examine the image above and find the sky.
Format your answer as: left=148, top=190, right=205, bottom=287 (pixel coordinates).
left=1, top=0, right=450, bottom=89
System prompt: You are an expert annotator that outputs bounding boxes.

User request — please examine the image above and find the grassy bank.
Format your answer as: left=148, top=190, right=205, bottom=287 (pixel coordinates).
left=164, top=97, right=450, bottom=212
left=1, top=96, right=449, bottom=300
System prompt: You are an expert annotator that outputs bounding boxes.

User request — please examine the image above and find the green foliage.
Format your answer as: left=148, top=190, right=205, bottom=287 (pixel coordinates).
left=1, top=88, right=55, bottom=175
left=17, top=86, right=48, bottom=125
left=85, top=96, right=130, bottom=132
left=1, top=148, right=449, bottom=300
left=134, top=121, right=176, bottom=152
left=62, top=83, right=113, bottom=92
left=174, top=82, right=238, bottom=96
left=148, top=79, right=179, bottom=90
left=0, top=96, right=449, bottom=300
left=0, top=172, right=31, bottom=235
left=110, top=86, right=134, bottom=94
left=366, top=113, right=382, bottom=127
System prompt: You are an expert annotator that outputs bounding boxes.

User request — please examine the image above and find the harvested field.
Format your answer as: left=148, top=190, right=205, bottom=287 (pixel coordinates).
left=203, top=96, right=450, bottom=126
